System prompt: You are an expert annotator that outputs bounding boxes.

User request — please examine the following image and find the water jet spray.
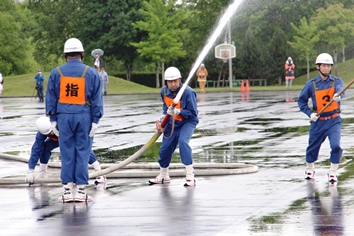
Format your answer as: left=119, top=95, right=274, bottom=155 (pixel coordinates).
left=173, top=0, right=245, bottom=104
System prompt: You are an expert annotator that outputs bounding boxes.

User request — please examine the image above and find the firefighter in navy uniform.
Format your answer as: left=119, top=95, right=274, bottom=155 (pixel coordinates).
left=46, top=38, right=103, bottom=202
left=26, top=116, right=105, bottom=185
left=298, top=53, right=344, bottom=183
left=149, top=67, right=199, bottom=187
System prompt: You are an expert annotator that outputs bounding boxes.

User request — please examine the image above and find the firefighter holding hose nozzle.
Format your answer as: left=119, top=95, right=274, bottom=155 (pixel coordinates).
left=150, top=66, right=199, bottom=187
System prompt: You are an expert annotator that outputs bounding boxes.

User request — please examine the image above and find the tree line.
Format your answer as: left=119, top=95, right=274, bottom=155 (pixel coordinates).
left=1, top=0, right=354, bottom=87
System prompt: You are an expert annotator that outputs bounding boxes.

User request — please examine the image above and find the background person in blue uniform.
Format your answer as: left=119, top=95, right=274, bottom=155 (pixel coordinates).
left=34, top=69, right=45, bottom=102
left=46, top=38, right=103, bottom=202
left=149, top=66, right=199, bottom=187
left=26, top=116, right=105, bottom=184
left=297, top=53, right=344, bottom=183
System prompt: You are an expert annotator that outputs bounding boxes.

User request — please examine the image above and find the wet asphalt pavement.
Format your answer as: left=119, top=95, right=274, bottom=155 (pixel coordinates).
left=1, top=89, right=354, bottom=236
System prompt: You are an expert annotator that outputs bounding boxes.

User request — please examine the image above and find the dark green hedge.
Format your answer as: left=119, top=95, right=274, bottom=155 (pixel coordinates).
left=112, top=72, right=232, bottom=88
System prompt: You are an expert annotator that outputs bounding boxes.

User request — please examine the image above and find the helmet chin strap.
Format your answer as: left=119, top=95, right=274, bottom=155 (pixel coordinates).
left=318, top=67, right=330, bottom=77
left=320, top=71, right=329, bottom=77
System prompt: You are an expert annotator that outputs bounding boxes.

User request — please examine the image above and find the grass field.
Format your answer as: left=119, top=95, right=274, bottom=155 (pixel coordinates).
left=1, top=58, right=354, bottom=97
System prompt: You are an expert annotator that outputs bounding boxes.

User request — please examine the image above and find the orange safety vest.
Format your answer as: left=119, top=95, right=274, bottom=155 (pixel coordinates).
left=164, top=88, right=183, bottom=121
left=57, top=66, right=89, bottom=105
left=312, top=80, right=339, bottom=113
left=48, top=133, right=58, bottom=142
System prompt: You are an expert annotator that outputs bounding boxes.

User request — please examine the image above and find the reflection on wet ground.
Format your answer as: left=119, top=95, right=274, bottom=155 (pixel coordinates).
left=1, top=90, right=354, bottom=235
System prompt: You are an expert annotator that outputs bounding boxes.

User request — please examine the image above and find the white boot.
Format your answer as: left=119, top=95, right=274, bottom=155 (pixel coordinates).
left=184, top=164, right=196, bottom=187
left=36, top=163, right=48, bottom=179
left=328, top=163, right=339, bottom=183
left=149, top=167, right=171, bottom=184
left=58, top=182, right=74, bottom=203
left=75, top=185, right=93, bottom=202
left=92, top=161, right=106, bottom=183
left=305, top=162, right=315, bottom=180
left=26, top=170, right=34, bottom=184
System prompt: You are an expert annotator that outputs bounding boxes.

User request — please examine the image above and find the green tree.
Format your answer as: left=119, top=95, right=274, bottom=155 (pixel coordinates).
left=232, top=0, right=335, bottom=83
left=238, top=27, right=263, bottom=82
left=312, top=3, right=354, bottom=76
left=0, top=0, right=35, bottom=75
left=28, top=0, right=82, bottom=71
left=177, top=0, right=230, bottom=77
left=268, top=27, right=288, bottom=84
left=78, top=0, right=144, bottom=81
left=288, top=17, right=319, bottom=80
left=131, top=0, right=189, bottom=88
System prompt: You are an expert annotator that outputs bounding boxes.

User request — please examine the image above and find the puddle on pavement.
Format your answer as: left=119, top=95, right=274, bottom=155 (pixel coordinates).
left=247, top=159, right=354, bottom=234
left=1, top=92, right=354, bottom=171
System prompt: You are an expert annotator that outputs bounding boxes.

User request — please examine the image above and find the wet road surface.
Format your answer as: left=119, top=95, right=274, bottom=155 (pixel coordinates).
left=1, top=90, right=354, bottom=235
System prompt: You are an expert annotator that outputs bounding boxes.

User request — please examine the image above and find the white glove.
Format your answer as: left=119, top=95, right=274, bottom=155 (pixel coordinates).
left=51, top=121, right=60, bottom=137
left=159, top=115, right=165, bottom=122
left=26, top=170, right=34, bottom=184
left=310, top=113, right=319, bottom=122
left=333, top=93, right=341, bottom=102
left=89, top=123, right=98, bottom=137
left=167, top=106, right=181, bottom=116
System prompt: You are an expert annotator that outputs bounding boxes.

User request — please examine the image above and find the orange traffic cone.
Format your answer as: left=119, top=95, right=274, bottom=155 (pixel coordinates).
left=240, top=80, right=244, bottom=92
left=245, top=80, right=250, bottom=92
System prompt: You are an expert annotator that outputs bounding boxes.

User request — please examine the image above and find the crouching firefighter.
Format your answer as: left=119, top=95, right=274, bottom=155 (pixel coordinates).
left=150, top=66, right=199, bottom=187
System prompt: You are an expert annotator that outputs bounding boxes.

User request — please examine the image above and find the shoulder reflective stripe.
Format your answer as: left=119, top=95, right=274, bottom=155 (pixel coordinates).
left=57, top=66, right=63, bottom=76
left=332, top=78, right=336, bottom=88
left=81, top=66, right=89, bottom=77
left=57, top=66, right=89, bottom=77
left=312, top=80, right=318, bottom=90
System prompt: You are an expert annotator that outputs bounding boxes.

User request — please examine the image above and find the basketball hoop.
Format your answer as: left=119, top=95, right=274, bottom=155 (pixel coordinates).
left=215, top=43, right=236, bottom=62
left=221, top=50, right=230, bottom=63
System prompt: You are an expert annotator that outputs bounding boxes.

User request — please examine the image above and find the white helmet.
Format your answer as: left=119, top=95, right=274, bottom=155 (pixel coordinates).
left=201, top=63, right=205, bottom=67
left=63, top=38, right=84, bottom=53
left=165, top=67, right=182, bottom=81
left=36, top=116, right=52, bottom=135
left=316, top=53, right=333, bottom=65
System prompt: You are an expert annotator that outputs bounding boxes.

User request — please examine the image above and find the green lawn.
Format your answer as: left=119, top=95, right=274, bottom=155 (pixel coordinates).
left=2, top=59, right=354, bottom=97
left=1, top=73, right=159, bottom=97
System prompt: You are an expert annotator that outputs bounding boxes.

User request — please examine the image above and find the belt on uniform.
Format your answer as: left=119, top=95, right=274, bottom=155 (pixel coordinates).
left=319, top=113, right=339, bottom=120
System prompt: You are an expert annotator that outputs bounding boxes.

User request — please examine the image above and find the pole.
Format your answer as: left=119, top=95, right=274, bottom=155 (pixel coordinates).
left=228, top=20, right=233, bottom=88
left=31, top=86, right=36, bottom=101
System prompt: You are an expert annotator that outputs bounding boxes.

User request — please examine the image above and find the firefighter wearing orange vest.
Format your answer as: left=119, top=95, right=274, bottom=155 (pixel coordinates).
left=298, top=53, right=344, bottom=183
left=196, top=63, right=208, bottom=93
left=285, top=57, right=295, bottom=88
left=149, top=67, right=199, bottom=187
left=26, top=116, right=105, bottom=185
left=46, top=38, right=103, bottom=202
